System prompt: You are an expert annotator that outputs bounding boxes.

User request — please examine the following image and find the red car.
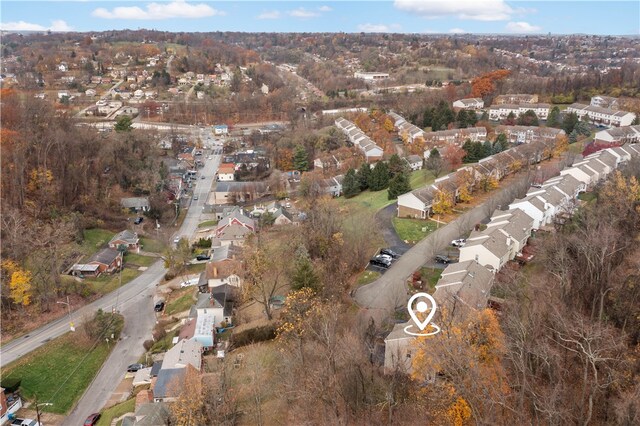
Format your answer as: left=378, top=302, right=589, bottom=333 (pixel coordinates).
left=84, top=413, right=101, bottom=426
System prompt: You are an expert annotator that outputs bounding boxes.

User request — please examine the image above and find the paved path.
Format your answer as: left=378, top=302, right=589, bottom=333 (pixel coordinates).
left=375, top=203, right=410, bottom=253
left=354, top=176, right=528, bottom=314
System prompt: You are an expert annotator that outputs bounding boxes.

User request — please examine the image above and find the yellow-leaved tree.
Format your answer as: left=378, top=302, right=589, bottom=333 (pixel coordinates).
left=1, top=260, right=32, bottom=307
left=432, top=190, right=454, bottom=216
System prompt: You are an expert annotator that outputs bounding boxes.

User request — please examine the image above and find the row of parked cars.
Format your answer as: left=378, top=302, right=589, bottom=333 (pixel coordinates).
left=369, top=248, right=400, bottom=269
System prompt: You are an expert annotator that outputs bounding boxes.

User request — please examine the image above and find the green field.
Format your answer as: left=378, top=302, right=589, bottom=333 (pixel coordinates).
left=198, top=219, right=219, bottom=228
left=420, top=267, right=443, bottom=292
left=85, top=268, right=142, bottom=295
left=139, top=237, right=166, bottom=253
left=165, top=290, right=196, bottom=316
left=96, top=398, right=135, bottom=426
left=81, top=229, right=116, bottom=256
left=392, top=217, right=438, bottom=243
left=1, top=333, right=112, bottom=414
left=124, top=253, right=157, bottom=267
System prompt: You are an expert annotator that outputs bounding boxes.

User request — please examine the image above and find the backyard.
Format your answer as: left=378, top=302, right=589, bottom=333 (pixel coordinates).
left=392, top=217, right=438, bottom=243
left=96, top=398, right=135, bottom=426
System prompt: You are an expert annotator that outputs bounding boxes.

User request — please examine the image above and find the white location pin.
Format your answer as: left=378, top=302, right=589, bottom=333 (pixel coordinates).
left=407, top=292, right=437, bottom=331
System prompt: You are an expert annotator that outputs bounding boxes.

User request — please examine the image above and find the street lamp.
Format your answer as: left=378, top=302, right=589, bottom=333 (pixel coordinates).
left=34, top=395, right=52, bottom=426
left=56, top=296, right=74, bottom=332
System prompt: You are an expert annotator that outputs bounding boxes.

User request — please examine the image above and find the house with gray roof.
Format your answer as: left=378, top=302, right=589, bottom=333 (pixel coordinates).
left=433, top=260, right=495, bottom=312
left=161, top=339, right=202, bottom=371
left=485, top=209, right=535, bottom=255
left=153, top=368, right=186, bottom=403
left=121, top=402, right=170, bottom=426
left=383, top=321, right=416, bottom=374
left=121, top=197, right=150, bottom=212
left=86, top=248, right=122, bottom=274
left=108, top=230, right=140, bottom=253
left=459, top=226, right=517, bottom=272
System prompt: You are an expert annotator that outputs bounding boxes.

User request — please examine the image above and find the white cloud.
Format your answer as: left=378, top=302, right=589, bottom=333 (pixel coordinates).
left=257, top=11, right=281, bottom=20
left=506, top=21, right=541, bottom=33
left=318, top=6, right=333, bottom=12
left=92, top=0, right=224, bottom=20
left=288, top=8, right=320, bottom=18
left=394, top=0, right=513, bottom=21
left=448, top=28, right=467, bottom=34
left=358, top=23, right=401, bottom=33
left=1, top=19, right=73, bottom=32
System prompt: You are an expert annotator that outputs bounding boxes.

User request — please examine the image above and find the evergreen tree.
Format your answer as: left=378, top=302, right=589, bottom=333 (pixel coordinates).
left=457, top=109, right=469, bottom=127
left=388, top=172, right=411, bottom=200
left=562, top=112, right=579, bottom=135
left=293, top=145, right=309, bottom=171
left=547, top=106, right=561, bottom=128
left=368, top=161, right=390, bottom=191
left=422, top=107, right=434, bottom=128
left=493, top=134, right=509, bottom=153
left=569, top=129, right=579, bottom=144
left=517, top=110, right=539, bottom=126
left=291, top=246, right=319, bottom=291
left=114, top=115, right=133, bottom=132
left=482, top=140, right=493, bottom=157
left=342, top=168, right=360, bottom=198
left=504, top=111, right=517, bottom=126
left=356, top=162, right=371, bottom=191
left=480, top=111, right=489, bottom=122
left=425, top=148, right=444, bottom=178
left=632, top=115, right=640, bottom=125
left=574, top=120, right=591, bottom=137
left=388, top=154, right=407, bottom=178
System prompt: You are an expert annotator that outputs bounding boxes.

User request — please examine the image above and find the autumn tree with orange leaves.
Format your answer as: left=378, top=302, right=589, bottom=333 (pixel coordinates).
left=471, top=70, right=511, bottom=98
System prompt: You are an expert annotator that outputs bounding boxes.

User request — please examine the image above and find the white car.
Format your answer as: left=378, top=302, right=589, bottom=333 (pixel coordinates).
left=451, top=239, right=467, bottom=247
left=173, top=236, right=182, bottom=244
left=181, top=277, right=199, bottom=288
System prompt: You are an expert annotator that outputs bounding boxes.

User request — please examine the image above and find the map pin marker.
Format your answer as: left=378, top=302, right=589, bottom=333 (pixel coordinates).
left=408, top=293, right=437, bottom=331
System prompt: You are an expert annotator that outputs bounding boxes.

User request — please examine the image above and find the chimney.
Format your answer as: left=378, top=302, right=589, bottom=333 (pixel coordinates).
left=213, top=267, right=218, bottom=278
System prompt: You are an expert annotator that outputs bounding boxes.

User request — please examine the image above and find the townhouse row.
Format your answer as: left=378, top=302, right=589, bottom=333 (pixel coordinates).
left=385, top=143, right=640, bottom=374
left=488, top=103, right=551, bottom=121
left=334, top=117, right=384, bottom=162
left=566, top=103, right=636, bottom=127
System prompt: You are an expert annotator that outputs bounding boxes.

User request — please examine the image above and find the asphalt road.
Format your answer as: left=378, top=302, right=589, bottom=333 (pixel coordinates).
left=354, top=176, right=529, bottom=313
left=0, top=125, right=222, bottom=423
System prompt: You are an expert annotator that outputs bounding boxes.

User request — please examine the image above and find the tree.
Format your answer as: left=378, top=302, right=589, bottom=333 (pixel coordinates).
left=356, top=162, right=371, bottom=191
left=569, top=129, right=579, bottom=144
left=388, top=154, right=408, bottom=178
left=290, top=246, right=319, bottom=291
left=425, top=148, right=444, bottom=178
left=442, top=144, right=466, bottom=171
left=293, top=145, right=309, bottom=172
left=244, top=236, right=287, bottom=321
left=547, top=106, right=561, bottom=127
left=114, top=115, right=133, bottom=132
left=516, top=110, right=539, bottom=126
left=574, top=120, right=591, bottom=137
left=493, top=134, right=508, bottom=153
left=1, top=260, right=32, bottom=307
left=368, top=161, right=390, bottom=191
left=432, top=190, right=454, bottom=216
left=562, top=112, right=579, bottom=135
left=342, top=168, right=360, bottom=198
left=170, top=365, right=206, bottom=426
left=479, top=175, right=499, bottom=192
left=388, top=172, right=411, bottom=200
left=504, top=111, right=517, bottom=126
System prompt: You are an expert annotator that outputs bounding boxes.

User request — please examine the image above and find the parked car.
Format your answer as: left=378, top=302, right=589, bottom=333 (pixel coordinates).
left=380, top=248, right=400, bottom=259
left=369, top=255, right=392, bottom=268
left=83, top=414, right=100, bottom=426
left=451, top=239, right=466, bottom=248
left=134, top=217, right=144, bottom=225
left=434, top=254, right=452, bottom=264
left=11, top=419, right=39, bottom=426
left=201, top=175, right=206, bottom=179
left=193, top=195, right=199, bottom=201
left=127, top=363, right=144, bottom=373
left=181, top=277, right=199, bottom=288
left=154, top=301, right=165, bottom=312
left=196, top=254, right=211, bottom=261
left=378, top=253, right=394, bottom=262
left=173, top=236, right=182, bottom=244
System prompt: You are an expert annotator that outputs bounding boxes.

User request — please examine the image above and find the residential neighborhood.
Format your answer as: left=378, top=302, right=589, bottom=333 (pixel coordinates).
left=1, top=3, right=640, bottom=425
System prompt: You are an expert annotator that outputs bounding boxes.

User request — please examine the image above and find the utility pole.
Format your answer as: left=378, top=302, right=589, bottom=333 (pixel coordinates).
left=56, top=296, right=74, bottom=332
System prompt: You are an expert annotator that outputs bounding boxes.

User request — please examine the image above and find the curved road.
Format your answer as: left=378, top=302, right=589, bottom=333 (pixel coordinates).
left=355, top=176, right=530, bottom=313
left=0, top=126, right=222, bottom=424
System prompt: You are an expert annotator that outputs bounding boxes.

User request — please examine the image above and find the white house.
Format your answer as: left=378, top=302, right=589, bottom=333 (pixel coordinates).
left=484, top=209, right=535, bottom=256
left=433, top=260, right=495, bottom=312
left=397, top=187, right=434, bottom=219
left=590, top=95, right=618, bottom=110
left=214, top=124, right=228, bottom=135
left=488, top=103, right=550, bottom=121
left=404, top=155, right=423, bottom=171
left=594, top=125, right=640, bottom=144
left=354, top=71, right=389, bottom=81
left=453, top=98, right=484, bottom=110
left=459, top=226, right=517, bottom=272
left=383, top=322, right=415, bottom=374
left=566, top=103, right=636, bottom=127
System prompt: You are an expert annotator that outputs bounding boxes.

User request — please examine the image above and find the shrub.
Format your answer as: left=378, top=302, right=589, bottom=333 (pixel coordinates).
left=230, top=324, right=276, bottom=349
left=143, top=340, right=155, bottom=351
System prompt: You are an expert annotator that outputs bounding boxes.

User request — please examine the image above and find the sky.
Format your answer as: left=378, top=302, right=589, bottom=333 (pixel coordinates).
left=1, top=1, right=638, bottom=35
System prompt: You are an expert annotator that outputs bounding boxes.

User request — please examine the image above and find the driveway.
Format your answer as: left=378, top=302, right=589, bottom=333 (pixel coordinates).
left=354, top=176, right=529, bottom=314
left=375, top=203, right=410, bottom=254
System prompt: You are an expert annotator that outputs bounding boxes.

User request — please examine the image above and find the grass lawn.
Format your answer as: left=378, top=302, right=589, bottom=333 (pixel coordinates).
left=96, top=398, right=135, bottom=426
left=392, top=217, right=438, bottom=243
left=85, top=268, right=142, bottom=295
left=578, top=192, right=597, bottom=202
left=81, top=229, right=115, bottom=256
left=124, top=253, right=157, bottom=267
left=410, top=169, right=435, bottom=189
left=139, top=237, right=165, bottom=253
left=165, top=290, right=196, bottom=316
left=420, top=267, right=443, bottom=292
left=1, top=333, right=112, bottom=414
left=198, top=219, right=218, bottom=228
left=356, top=270, right=381, bottom=286
left=150, top=330, right=178, bottom=354
left=183, top=262, right=207, bottom=275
